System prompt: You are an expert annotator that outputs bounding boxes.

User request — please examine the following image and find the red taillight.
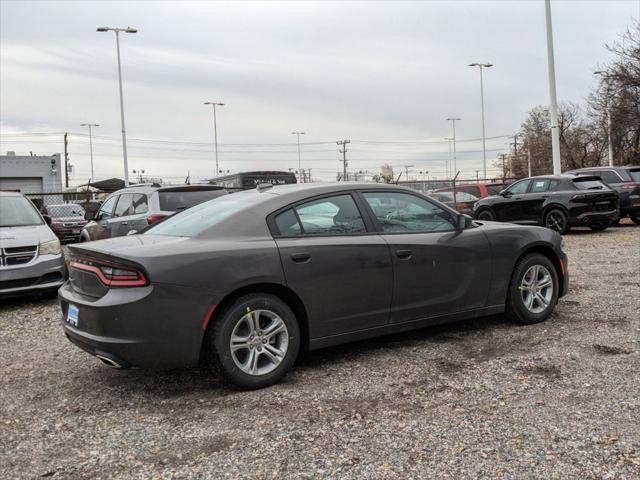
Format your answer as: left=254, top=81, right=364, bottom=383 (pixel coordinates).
left=147, top=213, right=168, bottom=225
left=621, top=183, right=640, bottom=189
left=71, top=258, right=148, bottom=287
left=456, top=202, right=470, bottom=210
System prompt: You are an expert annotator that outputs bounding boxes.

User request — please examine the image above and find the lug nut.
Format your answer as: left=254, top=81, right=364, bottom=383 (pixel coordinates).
left=262, top=339, right=267, bottom=344
left=257, top=347, right=262, bottom=352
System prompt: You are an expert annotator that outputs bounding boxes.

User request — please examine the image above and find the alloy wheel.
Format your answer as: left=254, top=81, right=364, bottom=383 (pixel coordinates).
left=545, top=211, right=565, bottom=232
left=519, top=265, right=554, bottom=314
left=229, top=309, right=289, bottom=376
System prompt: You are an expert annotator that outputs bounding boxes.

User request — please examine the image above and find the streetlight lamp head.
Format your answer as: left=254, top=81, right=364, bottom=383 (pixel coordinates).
left=125, top=27, right=138, bottom=33
left=96, top=27, right=109, bottom=32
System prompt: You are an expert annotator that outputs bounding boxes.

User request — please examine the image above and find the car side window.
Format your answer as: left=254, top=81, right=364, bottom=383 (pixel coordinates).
left=547, top=180, right=560, bottom=191
left=459, top=186, right=481, bottom=197
left=531, top=179, right=549, bottom=193
left=362, top=192, right=456, bottom=233
left=96, top=195, right=118, bottom=221
left=132, top=194, right=148, bottom=214
left=274, top=194, right=366, bottom=236
left=114, top=194, right=134, bottom=217
left=507, top=180, right=531, bottom=195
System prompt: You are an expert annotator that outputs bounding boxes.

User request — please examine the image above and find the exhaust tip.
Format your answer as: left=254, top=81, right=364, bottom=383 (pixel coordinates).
left=96, top=354, right=123, bottom=369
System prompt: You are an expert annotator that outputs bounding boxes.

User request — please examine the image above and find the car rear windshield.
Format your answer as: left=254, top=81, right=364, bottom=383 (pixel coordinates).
left=0, top=196, right=43, bottom=227
left=47, top=204, right=85, bottom=217
left=158, top=188, right=227, bottom=212
left=486, top=185, right=504, bottom=195
left=147, top=191, right=263, bottom=237
left=573, top=178, right=608, bottom=190
left=629, top=168, right=640, bottom=182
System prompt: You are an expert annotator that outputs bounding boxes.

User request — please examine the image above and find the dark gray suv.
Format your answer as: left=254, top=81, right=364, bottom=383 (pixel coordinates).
left=565, top=166, right=640, bottom=224
left=81, top=184, right=227, bottom=241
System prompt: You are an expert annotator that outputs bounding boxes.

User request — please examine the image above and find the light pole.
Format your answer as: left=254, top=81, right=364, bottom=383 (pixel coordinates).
left=97, top=26, right=136, bottom=186
left=292, top=131, right=305, bottom=183
left=468, top=62, right=493, bottom=180
left=594, top=70, right=614, bottom=166
left=204, top=102, right=225, bottom=177
left=446, top=118, right=461, bottom=179
left=543, top=0, right=562, bottom=175
left=444, top=137, right=453, bottom=180
left=80, top=123, right=99, bottom=182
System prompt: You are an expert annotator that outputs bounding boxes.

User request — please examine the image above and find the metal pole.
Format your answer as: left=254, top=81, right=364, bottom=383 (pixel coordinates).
left=114, top=30, right=130, bottom=186
left=544, top=0, right=562, bottom=175
left=213, top=104, right=219, bottom=176
left=88, top=125, right=95, bottom=182
left=297, top=134, right=302, bottom=182
left=606, top=109, right=614, bottom=166
left=452, top=121, right=457, bottom=176
left=479, top=66, right=487, bottom=179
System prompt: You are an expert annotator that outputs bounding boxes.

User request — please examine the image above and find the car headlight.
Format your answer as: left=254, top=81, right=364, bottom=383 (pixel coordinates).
left=39, top=239, right=61, bottom=256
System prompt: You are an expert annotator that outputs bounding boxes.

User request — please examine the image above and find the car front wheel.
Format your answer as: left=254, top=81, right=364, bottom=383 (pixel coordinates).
left=506, top=253, right=559, bottom=325
left=205, top=293, right=300, bottom=389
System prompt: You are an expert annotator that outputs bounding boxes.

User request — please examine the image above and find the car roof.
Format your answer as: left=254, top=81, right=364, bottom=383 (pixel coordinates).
left=0, top=191, right=25, bottom=197
left=109, top=183, right=224, bottom=195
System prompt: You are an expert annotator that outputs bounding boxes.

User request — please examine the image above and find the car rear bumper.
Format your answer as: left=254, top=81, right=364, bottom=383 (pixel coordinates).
left=0, top=254, right=66, bottom=296
left=58, top=281, right=211, bottom=368
left=569, top=209, right=617, bottom=226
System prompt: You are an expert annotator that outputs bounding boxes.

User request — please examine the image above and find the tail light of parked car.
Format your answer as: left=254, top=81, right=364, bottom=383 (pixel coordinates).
left=147, top=213, right=168, bottom=225
left=620, top=183, right=640, bottom=189
left=456, top=202, right=471, bottom=210
left=70, top=256, right=148, bottom=288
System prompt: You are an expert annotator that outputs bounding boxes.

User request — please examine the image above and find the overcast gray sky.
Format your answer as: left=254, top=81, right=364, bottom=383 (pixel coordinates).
left=1, top=0, right=638, bottom=183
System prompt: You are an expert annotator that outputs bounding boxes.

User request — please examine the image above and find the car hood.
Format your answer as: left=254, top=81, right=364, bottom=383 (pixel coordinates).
left=0, top=225, right=56, bottom=248
left=51, top=216, right=86, bottom=223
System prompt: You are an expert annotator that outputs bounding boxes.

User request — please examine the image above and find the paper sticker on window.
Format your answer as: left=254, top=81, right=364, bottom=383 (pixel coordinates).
left=535, top=181, right=545, bottom=188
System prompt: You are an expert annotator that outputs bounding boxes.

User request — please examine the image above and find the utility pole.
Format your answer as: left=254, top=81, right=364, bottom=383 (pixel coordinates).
left=475, top=170, right=480, bottom=183
left=80, top=123, right=99, bottom=182
left=447, top=118, right=461, bottom=178
left=544, top=0, right=562, bottom=175
left=594, top=71, right=614, bottom=166
left=499, top=153, right=508, bottom=183
left=337, top=140, right=350, bottom=181
left=527, top=138, right=533, bottom=177
left=403, top=165, right=414, bottom=181
left=291, top=131, right=305, bottom=183
left=64, top=133, right=69, bottom=188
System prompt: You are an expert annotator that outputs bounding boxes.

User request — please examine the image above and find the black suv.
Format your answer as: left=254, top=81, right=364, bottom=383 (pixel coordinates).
left=81, top=184, right=227, bottom=242
left=564, top=166, right=640, bottom=224
left=473, top=174, right=619, bottom=234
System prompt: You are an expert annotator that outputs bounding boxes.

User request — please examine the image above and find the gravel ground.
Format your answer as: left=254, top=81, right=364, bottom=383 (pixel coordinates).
left=1, top=222, right=639, bottom=479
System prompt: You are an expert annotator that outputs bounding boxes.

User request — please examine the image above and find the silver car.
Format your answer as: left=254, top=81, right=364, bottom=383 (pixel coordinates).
left=0, top=192, right=66, bottom=296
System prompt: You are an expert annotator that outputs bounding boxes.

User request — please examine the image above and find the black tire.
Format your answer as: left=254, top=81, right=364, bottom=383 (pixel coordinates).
left=204, top=293, right=300, bottom=389
left=506, top=253, right=559, bottom=325
left=544, top=208, right=570, bottom=234
left=476, top=209, right=495, bottom=221
left=630, top=215, right=640, bottom=225
left=588, top=223, right=609, bottom=231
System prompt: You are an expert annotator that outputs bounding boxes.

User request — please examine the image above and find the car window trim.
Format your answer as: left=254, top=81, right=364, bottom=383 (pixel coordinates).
left=354, top=189, right=459, bottom=235
left=97, top=195, right=118, bottom=220
left=267, top=191, right=376, bottom=238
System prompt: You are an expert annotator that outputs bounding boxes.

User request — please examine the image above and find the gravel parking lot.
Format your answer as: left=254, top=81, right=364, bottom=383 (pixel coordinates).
left=1, top=223, right=639, bottom=479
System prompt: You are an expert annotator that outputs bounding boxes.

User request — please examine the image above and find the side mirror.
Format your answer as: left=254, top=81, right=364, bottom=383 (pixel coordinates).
left=84, top=211, right=95, bottom=221
left=457, top=213, right=473, bottom=230
left=499, top=189, right=511, bottom=197
left=43, top=214, right=52, bottom=225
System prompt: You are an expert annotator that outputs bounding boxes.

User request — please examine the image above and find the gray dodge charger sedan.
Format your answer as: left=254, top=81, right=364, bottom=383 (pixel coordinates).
left=59, top=183, right=569, bottom=389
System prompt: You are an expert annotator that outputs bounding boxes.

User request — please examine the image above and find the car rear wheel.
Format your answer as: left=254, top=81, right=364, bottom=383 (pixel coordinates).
left=476, top=209, right=495, bottom=221
left=506, top=253, right=559, bottom=325
left=205, top=293, right=300, bottom=389
left=630, top=215, right=640, bottom=225
left=544, top=208, right=569, bottom=234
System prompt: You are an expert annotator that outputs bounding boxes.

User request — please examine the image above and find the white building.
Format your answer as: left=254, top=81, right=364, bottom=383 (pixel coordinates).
left=0, top=152, right=63, bottom=193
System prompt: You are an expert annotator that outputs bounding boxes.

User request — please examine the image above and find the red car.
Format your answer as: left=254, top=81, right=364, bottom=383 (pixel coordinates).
left=45, top=203, right=88, bottom=243
left=434, top=183, right=506, bottom=199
